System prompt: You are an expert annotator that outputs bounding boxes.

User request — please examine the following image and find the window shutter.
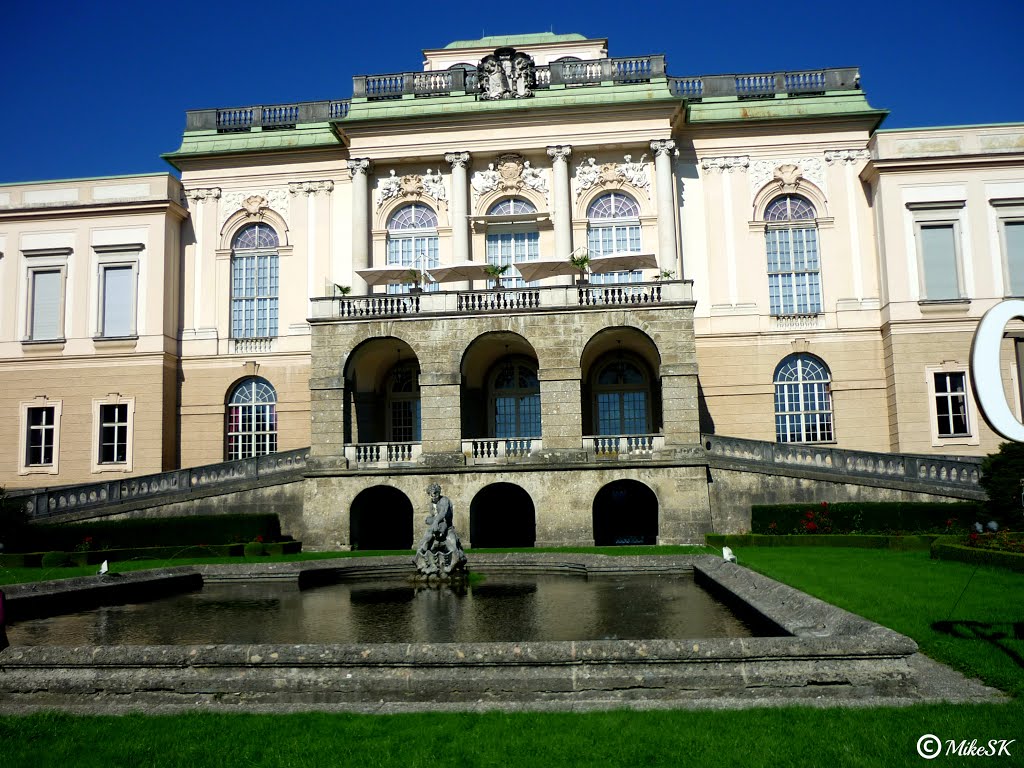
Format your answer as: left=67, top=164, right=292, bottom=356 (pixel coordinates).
left=31, top=270, right=62, bottom=339
left=103, top=266, right=134, bottom=336
left=921, top=225, right=959, bottom=299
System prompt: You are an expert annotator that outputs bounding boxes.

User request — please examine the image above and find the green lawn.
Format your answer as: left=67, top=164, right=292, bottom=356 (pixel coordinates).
left=1, top=546, right=1022, bottom=767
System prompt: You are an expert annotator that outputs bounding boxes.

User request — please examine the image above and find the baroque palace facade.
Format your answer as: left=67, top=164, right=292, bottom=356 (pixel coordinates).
left=2, top=33, right=1022, bottom=547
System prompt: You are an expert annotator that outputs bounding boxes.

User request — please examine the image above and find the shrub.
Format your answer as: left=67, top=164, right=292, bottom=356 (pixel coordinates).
left=751, top=501, right=982, bottom=535
left=0, top=486, right=32, bottom=552
left=980, top=442, right=1024, bottom=525
left=40, top=551, right=75, bottom=568
left=243, top=541, right=265, bottom=557
left=931, top=542, right=1024, bottom=572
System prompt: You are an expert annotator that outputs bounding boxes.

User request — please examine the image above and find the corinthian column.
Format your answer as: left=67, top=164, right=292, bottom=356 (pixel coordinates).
left=347, top=158, right=372, bottom=294
left=651, top=139, right=678, bottom=277
left=546, top=145, right=573, bottom=261
left=445, top=152, right=471, bottom=263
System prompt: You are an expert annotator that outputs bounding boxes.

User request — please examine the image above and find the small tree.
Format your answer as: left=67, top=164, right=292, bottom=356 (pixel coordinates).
left=979, top=441, right=1024, bottom=526
left=656, top=268, right=676, bottom=281
left=484, top=263, right=511, bottom=290
left=333, top=283, right=352, bottom=297
left=569, top=249, right=591, bottom=285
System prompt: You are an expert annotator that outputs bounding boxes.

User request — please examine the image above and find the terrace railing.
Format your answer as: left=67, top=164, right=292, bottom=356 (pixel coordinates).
left=344, top=442, right=421, bottom=466
left=672, top=68, right=859, bottom=100
left=592, top=434, right=664, bottom=457
left=463, top=438, right=539, bottom=464
left=185, top=101, right=351, bottom=133
left=310, top=281, right=693, bottom=322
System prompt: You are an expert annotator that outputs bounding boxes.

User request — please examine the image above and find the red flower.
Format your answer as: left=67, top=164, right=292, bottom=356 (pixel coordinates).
left=946, top=518, right=955, bottom=528
left=820, top=502, right=828, bottom=508
left=255, top=535, right=264, bottom=543
left=804, top=521, right=818, bottom=532
left=805, top=511, right=815, bottom=520
left=84, top=536, right=93, bottom=542
left=768, top=521, right=777, bottom=530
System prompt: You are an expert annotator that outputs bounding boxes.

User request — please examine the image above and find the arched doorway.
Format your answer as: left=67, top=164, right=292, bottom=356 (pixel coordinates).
left=470, top=483, right=536, bottom=548
left=592, top=480, right=658, bottom=546
left=350, top=486, right=414, bottom=551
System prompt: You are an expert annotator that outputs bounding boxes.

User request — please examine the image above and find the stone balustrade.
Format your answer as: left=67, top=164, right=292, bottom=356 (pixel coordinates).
left=15, top=448, right=311, bottom=520
left=592, top=434, right=664, bottom=457
left=310, top=280, right=693, bottom=322
left=702, top=433, right=983, bottom=492
left=462, top=438, right=540, bottom=464
left=183, top=62, right=861, bottom=135
left=344, top=442, right=421, bottom=467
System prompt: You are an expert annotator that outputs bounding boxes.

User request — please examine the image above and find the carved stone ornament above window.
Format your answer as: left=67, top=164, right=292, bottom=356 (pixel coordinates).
left=377, top=169, right=449, bottom=209
left=749, top=157, right=825, bottom=198
left=477, top=47, right=536, bottom=100
left=218, top=188, right=289, bottom=229
left=470, top=153, right=549, bottom=204
left=574, top=155, right=652, bottom=200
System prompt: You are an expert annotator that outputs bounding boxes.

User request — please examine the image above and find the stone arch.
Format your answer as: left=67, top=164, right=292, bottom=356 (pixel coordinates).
left=474, top=186, right=549, bottom=217
left=460, top=331, right=540, bottom=439
left=219, top=207, right=291, bottom=249
left=375, top=195, right=448, bottom=231
left=592, top=479, right=658, bottom=546
left=343, top=336, right=422, bottom=444
left=469, top=483, right=536, bottom=547
left=574, top=183, right=654, bottom=221
left=580, top=326, right=662, bottom=437
left=350, top=485, right=414, bottom=550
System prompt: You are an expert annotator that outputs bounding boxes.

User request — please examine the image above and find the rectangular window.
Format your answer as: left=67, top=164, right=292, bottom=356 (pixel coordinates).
left=26, top=406, right=56, bottom=466
left=231, top=254, right=279, bottom=337
left=98, top=403, right=129, bottom=464
left=766, top=226, right=821, bottom=316
left=100, top=265, right=135, bottom=337
left=934, top=372, right=970, bottom=437
left=920, top=224, right=961, bottom=300
left=29, top=269, right=63, bottom=340
left=1004, top=221, right=1024, bottom=296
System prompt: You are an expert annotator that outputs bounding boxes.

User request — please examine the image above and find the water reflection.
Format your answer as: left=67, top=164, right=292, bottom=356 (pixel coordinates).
left=7, top=574, right=763, bottom=646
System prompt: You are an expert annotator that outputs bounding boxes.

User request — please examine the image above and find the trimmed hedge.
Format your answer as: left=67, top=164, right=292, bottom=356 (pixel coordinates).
left=751, top=501, right=983, bottom=535
left=931, top=542, right=1024, bottom=572
left=0, top=541, right=302, bottom=569
left=13, top=514, right=284, bottom=553
left=707, top=533, right=947, bottom=551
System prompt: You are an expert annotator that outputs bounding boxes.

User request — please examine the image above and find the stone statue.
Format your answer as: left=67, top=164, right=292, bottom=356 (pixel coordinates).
left=413, top=483, right=467, bottom=577
left=478, top=47, right=535, bottom=100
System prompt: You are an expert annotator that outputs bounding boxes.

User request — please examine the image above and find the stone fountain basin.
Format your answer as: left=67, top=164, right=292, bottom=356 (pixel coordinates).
left=0, top=554, right=978, bottom=713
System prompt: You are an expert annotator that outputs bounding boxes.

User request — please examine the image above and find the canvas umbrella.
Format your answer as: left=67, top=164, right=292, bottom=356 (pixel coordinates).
left=355, top=265, right=423, bottom=286
left=425, top=261, right=494, bottom=283
left=588, top=252, right=659, bottom=274
left=513, top=258, right=582, bottom=283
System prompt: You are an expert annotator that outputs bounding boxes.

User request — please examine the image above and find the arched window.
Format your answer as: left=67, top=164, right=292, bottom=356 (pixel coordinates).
left=387, top=361, right=421, bottom=442
left=764, top=195, right=821, bottom=316
left=774, top=354, right=833, bottom=443
left=231, top=223, right=279, bottom=338
left=226, top=377, right=277, bottom=460
left=386, top=204, right=439, bottom=294
left=489, top=357, right=541, bottom=438
left=486, top=198, right=539, bottom=288
left=587, top=192, right=642, bottom=284
left=593, top=357, right=651, bottom=434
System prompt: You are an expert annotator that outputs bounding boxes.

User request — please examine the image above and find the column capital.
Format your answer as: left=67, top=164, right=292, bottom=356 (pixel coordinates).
left=650, top=139, right=677, bottom=158
left=184, top=187, right=221, bottom=202
left=546, top=145, right=572, bottom=162
left=288, top=180, right=335, bottom=196
left=444, top=151, right=471, bottom=168
left=347, top=158, right=373, bottom=177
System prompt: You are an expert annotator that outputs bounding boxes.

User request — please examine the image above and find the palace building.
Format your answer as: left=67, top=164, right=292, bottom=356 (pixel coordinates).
left=2, top=33, right=1021, bottom=547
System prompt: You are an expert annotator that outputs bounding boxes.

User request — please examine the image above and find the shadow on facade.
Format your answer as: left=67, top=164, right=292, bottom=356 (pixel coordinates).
left=469, top=483, right=536, bottom=548
left=350, top=486, right=414, bottom=550
left=592, top=479, right=658, bottom=546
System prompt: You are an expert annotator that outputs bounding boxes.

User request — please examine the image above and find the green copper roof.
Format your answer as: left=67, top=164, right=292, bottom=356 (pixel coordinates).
left=443, top=33, right=587, bottom=49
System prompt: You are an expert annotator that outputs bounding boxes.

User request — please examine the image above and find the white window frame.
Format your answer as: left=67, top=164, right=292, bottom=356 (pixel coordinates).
left=991, top=198, right=1024, bottom=297
left=925, top=365, right=979, bottom=447
left=18, top=397, right=63, bottom=475
left=94, top=245, right=142, bottom=339
left=91, top=396, right=136, bottom=473
left=908, top=202, right=967, bottom=302
left=22, top=248, right=71, bottom=342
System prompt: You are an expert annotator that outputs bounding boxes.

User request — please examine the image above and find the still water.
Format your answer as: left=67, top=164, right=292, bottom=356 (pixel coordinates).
left=8, top=573, right=762, bottom=646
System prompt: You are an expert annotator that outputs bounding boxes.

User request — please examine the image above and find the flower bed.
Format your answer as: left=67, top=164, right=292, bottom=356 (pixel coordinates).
left=706, top=533, right=946, bottom=551
left=752, top=501, right=982, bottom=536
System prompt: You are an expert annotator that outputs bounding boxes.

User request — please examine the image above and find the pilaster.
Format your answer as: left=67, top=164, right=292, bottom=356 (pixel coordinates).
left=546, top=145, right=573, bottom=261
left=650, top=139, right=678, bottom=277
left=347, top=159, right=372, bottom=294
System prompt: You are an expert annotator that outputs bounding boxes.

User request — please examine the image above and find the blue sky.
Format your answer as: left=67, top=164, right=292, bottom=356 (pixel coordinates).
left=2, top=0, right=1022, bottom=184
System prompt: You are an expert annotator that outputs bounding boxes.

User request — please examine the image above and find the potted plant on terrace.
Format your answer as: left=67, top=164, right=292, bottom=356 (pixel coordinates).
left=570, top=248, right=591, bottom=285
left=484, top=263, right=511, bottom=291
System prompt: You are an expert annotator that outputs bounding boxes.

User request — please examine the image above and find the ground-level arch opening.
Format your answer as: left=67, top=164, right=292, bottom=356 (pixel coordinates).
left=350, top=485, right=414, bottom=551
left=469, top=483, right=536, bottom=548
left=592, top=479, right=658, bottom=546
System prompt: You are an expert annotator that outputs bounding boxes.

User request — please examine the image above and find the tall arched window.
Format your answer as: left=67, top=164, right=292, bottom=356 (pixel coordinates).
left=231, top=224, right=279, bottom=338
left=227, top=377, right=277, bottom=460
left=764, top=195, right=821, bottom=316
left=489, top=357, right=541, bottom=438
left=587, top=192, right=642, bottom=284
left=387, top=361, right=421, bottom=442
left=486, top=198, right=539, bottom=288
left=386, top=204, right=439, bottom=294
left=774, top=354, right=833, bottom=443
left=593, top=357, right=651, bottom=435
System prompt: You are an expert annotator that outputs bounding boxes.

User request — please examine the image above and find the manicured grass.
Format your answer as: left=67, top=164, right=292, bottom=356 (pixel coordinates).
left=0, top=705, right=1021, bottom=768
left=734, top=547, right=1024, bottom=698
